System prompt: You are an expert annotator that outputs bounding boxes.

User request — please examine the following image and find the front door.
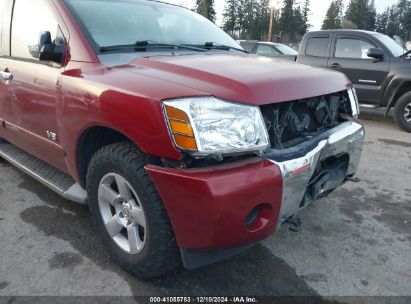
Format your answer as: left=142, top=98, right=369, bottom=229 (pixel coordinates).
left=328, top=36, right=389, bottom=104
left=0, top=0, right=13, bottom=135
left=2, top=0, right=67, bottom=171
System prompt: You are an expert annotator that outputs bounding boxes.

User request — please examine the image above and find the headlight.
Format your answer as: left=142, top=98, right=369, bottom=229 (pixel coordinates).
left=347, top=88, right=360, bottom=118
left=163, top=97, right=270, bottom=155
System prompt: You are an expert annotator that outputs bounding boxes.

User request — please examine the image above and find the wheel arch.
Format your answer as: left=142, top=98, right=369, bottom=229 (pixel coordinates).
left=383, top=77, right=411, bottom=116
left=393, top=81, right=411, bottom=106
left=76, top=126, right=132, bottom=188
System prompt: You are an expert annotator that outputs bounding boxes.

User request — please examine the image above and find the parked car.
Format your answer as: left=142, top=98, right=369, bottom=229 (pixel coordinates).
left=298, top=30, right=411, bottom=132
left=239, top=40, right=298, bottom=60
left=0, top=0, right=364, bottom=278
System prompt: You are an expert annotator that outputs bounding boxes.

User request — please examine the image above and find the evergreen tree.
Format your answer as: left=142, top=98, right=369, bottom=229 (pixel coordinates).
left=345, top=0, right=376, bottom=30
left=367, top=0, right=377, bottom=31
left=222, top=0, right=411, bottom=43
left=256, top=0, right=271, bottom=40
left=293, top=4, right=304, bottom=35
left=386, top=5, right=401, bottom=36
left=236, top=0, right=251, bottom=37
left=301, top=0, right=311, bottom=33
left=404, top=6, right=411, bottom=40
left=249, top=0, right=271, bottom=40
left=222, top=0, right=238, bottom=36
left=354, top=0, right=411, bottom=38
left=396, top=0, right=411, bottom=40
left=223, top=0, right=272, bottom=40
left=376, top=8, right=390, bottom=33
left=196, top=0, right=216, bottom=23
left=322, top=0, right=344, bottom=29
left=278, top=0, right=310, bottom=42
left=279, top=0, right=296, bottom=42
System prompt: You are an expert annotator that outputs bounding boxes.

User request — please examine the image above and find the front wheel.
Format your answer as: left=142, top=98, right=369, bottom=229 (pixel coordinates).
left=86, top=142, right=180, bottom=279
left=394, top=92, right=411, bottom=132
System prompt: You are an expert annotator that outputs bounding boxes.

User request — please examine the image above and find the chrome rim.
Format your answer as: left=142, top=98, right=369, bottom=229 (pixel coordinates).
left=98, top=173, right=147, bottom=254
left=404, top=102, right=411, bottom=123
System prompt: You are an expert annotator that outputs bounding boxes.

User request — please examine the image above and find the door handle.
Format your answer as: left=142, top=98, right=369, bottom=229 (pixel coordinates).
left=330, top=63, right=341, bottom=69
left=0, top=70, right=13, bottom=81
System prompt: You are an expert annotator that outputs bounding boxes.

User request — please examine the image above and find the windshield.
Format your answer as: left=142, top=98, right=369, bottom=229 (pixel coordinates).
left=374, top=34, right=406, bottom=57
left=64, top=0, right=240, bottom=52
left=275, top=44, right=297, bottom=55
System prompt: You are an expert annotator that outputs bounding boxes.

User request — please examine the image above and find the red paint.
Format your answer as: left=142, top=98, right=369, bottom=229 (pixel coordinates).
left=133, top=55, right=352, bottom=105
left=146, top=158, right=283, bottom=249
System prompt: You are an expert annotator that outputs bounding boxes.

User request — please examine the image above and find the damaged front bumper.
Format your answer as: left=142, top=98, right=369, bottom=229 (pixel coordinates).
left=263, top=120, right=365, bottom=224
left=146, top=120, right=365, bottom=269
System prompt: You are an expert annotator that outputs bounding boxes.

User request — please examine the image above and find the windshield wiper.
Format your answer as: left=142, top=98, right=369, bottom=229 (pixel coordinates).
left=204, top=42, right=248, bottom=53
left=400, top=49, right=411, bottom=58
left=184, top=42, right=248, bottom=53
left=99, top=41, right=207, bottom=53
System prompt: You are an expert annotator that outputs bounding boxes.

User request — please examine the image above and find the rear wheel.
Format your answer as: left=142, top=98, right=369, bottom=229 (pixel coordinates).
left=394, top=92, right=411, bottom=132
left=86, top=142, right=180, bottom=279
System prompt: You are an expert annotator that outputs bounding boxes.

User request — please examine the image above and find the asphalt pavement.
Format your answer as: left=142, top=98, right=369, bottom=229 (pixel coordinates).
left=0, top=108, right=410, bottom=301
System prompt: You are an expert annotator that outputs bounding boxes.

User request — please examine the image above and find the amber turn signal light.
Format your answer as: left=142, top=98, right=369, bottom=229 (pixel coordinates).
left=169, top=120, right=193, bottom=137
left=164, top=105, right=197, bottom=151
left=165, top=105, right=190, bottom=122
left=173, top=134, right=197, bottom=150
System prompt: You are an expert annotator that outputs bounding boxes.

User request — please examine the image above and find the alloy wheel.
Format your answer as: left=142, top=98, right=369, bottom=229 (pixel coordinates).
left=98, top=173, right=147, bottom=254
left=404, top=102, right=411, bottom=123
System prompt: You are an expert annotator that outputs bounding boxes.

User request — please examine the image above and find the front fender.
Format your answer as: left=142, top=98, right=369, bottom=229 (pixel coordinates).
left=382, top=66, right=411, bottom=116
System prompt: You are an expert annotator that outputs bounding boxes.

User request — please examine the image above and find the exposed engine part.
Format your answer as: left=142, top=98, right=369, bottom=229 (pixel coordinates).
left=261, top=91, right=352, bottom=149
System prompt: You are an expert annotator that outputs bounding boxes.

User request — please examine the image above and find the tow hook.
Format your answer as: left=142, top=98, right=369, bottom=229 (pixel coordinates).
left=285, top=216, right=302, bottom=233
left=347, top=176, right=361, bottom=183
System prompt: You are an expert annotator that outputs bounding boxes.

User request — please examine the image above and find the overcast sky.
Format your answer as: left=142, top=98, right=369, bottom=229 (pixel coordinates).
left=165, top=0, right=398, bottom=30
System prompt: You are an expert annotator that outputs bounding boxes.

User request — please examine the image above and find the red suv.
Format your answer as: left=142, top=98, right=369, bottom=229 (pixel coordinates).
left=0, top=0, right=364, bottom=278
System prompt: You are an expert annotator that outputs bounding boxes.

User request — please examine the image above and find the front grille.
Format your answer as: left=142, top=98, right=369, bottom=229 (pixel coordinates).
left=261, top=90, right=352, bottom=149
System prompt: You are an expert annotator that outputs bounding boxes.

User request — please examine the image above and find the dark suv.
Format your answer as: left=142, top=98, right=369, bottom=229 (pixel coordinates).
left=298, top=30, right=411, bottom=132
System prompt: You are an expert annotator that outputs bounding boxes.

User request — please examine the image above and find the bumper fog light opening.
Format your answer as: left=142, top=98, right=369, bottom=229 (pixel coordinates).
left=245, top=207, right=260, bottom=226
left=245, top=204, right=273, bottom=232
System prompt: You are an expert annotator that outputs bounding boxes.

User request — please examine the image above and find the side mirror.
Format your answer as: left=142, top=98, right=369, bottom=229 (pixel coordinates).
left=367, top=48, right=384, bottom=61
left=39, top=31, right=52, bottom=50
left=36, top=31, right=64, bottom=63
left=28, top=31, right=52, bottom=59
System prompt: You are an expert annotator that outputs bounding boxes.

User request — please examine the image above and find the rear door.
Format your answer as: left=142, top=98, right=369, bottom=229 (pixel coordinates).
left=297, top=34, right=331, bottom=67
left=0, top=0, right=13, bottom=135
left=328, top=35, right=389, bottom=104
left=1, top=0, right=68, bottom=171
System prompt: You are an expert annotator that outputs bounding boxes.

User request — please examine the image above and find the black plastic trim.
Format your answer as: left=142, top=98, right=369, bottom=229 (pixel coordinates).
left=180, top=244, right=255, bottom=269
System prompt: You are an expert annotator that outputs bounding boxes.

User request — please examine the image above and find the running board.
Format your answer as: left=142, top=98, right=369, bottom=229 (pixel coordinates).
left=360, top=104, right=380, bottom=109
left=0, top=140, right=87, bottom=205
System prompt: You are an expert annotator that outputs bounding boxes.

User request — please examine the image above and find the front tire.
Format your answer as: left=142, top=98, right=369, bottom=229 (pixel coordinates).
left=86, top=142, right=180, bottom=279
left=394, top=92, right=411, bottom=132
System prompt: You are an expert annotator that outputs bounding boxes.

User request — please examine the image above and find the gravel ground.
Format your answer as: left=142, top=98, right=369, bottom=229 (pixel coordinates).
left=0, top=108, right=410, bottom=301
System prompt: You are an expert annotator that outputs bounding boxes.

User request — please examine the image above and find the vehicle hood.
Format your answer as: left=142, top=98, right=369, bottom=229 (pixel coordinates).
left=100, top=53, right=351, bottom=106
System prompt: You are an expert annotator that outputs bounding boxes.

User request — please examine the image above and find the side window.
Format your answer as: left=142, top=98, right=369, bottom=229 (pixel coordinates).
left=0, top=0, right=6, bottom=55
left=335, top=38, right=375, bottom=59
left=11, top=0, right=64, bottom=62
left=256, top=44, right=280, bottom=56
left=240, top=42, right=257, bottom=53
left=306, top=37, right=330, bottom=57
